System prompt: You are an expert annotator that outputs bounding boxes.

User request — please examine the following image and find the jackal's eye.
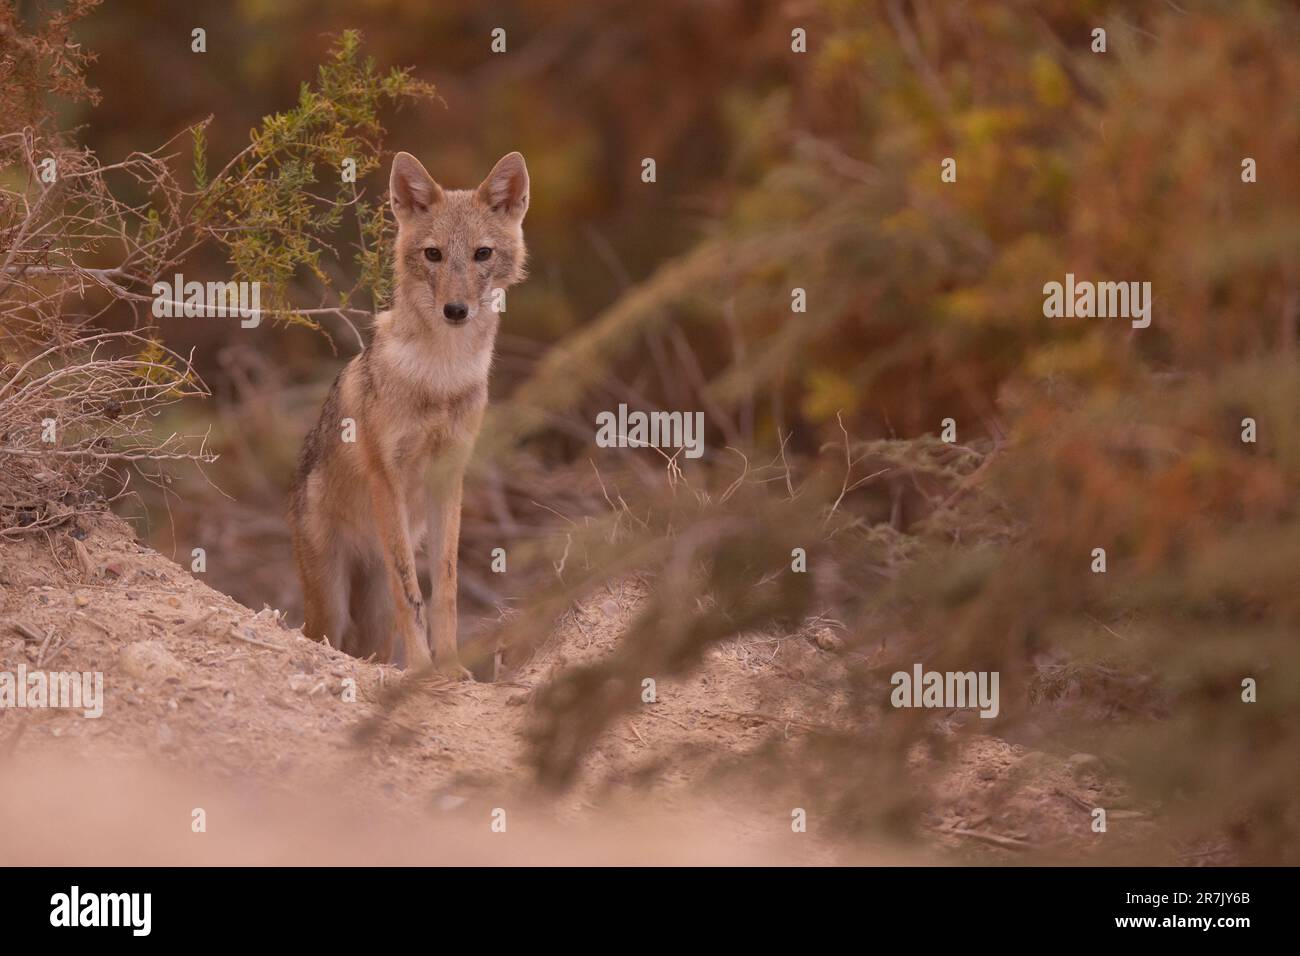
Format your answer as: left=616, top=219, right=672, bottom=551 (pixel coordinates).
left=424, top=247, right=442, bottom=262
left=473, top=247, right=493, bottom=262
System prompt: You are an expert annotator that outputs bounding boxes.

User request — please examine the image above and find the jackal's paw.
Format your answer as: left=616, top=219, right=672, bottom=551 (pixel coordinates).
left=407, top=658, right=434, bottom=676
left=400, top=662, right=440, bottom=687
left=436, top=658, right=475, bottom=682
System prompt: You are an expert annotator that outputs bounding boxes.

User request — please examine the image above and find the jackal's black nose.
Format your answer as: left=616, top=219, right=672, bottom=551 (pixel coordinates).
left=443, top=302, right=469, bottom=324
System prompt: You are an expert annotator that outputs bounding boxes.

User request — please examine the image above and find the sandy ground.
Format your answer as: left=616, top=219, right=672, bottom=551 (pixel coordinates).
left=0, top=515, right=1147, bottom=864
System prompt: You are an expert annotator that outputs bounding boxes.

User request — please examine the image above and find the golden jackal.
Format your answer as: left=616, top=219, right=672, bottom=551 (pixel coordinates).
left=288, top=151, right=529, bottom=676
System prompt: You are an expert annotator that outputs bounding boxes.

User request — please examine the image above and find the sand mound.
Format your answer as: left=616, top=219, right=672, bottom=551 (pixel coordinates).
left=0, top=515, right=1142, bottom=864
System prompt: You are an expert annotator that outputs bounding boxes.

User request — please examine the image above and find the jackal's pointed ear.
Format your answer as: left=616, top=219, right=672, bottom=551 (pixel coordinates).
left=476, top=152, right=529, bottom=222
left=390, top=152, right=442, bottom=222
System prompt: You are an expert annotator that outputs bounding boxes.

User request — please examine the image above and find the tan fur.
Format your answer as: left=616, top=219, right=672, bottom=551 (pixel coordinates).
left=288, top=151, right=529, bottom=675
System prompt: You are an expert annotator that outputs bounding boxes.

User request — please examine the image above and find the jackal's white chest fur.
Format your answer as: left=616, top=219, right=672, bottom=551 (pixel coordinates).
left=374, top=321, right=495, bottom=399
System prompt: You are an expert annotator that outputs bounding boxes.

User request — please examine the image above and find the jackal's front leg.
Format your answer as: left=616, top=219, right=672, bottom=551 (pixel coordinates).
left=426, top=473, right=471, bottom=680
left=361, top=457, right=433, bottom=671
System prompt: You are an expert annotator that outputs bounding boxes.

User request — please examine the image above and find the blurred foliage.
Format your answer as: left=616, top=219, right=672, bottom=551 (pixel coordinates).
left=506, top=0, right=1300, bottom=862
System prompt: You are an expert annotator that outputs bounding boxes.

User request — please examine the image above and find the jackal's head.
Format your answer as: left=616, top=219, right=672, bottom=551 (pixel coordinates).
left=389, top=151, right=529, bottom=329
